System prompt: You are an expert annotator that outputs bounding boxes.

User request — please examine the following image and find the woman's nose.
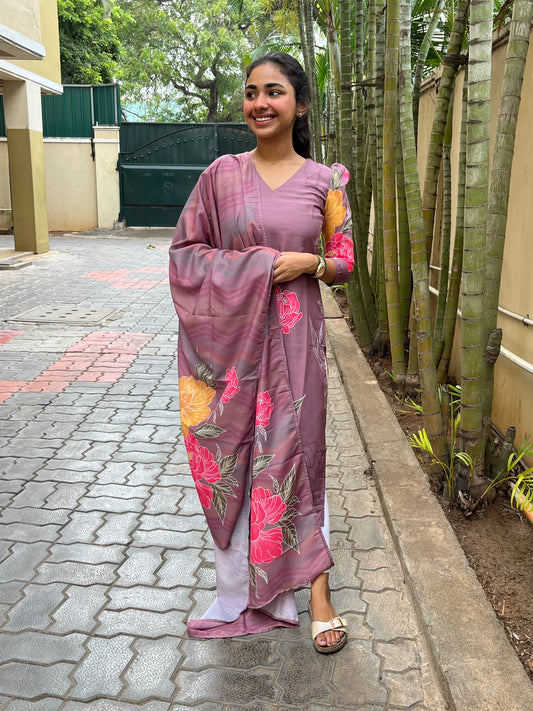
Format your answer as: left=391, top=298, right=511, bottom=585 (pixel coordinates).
left=254, top=92, right=269, bottom=109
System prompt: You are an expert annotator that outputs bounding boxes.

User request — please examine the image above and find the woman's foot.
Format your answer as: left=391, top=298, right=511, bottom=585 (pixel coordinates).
left=310, top=573, right=347, bottom=652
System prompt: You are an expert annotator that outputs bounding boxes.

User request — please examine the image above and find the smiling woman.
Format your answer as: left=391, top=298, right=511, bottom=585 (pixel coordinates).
left=169, top=52, right=354, bottom=653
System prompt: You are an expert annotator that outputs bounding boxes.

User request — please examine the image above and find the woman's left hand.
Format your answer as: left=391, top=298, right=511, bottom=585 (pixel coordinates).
left=273, top=252, right=317, bottom=285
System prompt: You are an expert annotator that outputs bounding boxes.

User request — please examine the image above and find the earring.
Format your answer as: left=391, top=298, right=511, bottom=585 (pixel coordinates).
left=298, top=112, right=303, bottom=117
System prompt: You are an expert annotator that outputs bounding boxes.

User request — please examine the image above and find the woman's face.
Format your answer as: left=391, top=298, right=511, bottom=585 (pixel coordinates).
left=243, top=63, right=302, bottom=141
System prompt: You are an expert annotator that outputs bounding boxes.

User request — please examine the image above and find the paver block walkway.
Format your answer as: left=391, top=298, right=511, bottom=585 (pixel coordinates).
left=0, top=233, right=447, bottom=710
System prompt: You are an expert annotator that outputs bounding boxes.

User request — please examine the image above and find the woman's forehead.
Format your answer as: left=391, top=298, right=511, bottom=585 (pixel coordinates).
left=246, top=63, right=290, bottom=88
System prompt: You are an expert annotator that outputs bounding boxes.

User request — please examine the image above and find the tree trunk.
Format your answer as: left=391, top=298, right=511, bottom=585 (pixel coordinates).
left=412, top=0, right=446, bottom=145
left=422, top=0, right=470, bottom=264
left=433, top=94, right=455, bottom=365
left=399, top=0, right=447, bottom=466
left=437, top=73, right=468, bottom=384
left=382, top=0, right=405, bottom=376
left=298, top=0, right=323, bottom=162
left=460, top=0, right=493, bottom=478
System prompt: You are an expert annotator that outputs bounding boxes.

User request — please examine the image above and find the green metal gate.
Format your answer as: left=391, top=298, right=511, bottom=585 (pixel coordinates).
left=118, top=122, right=256, bottom=227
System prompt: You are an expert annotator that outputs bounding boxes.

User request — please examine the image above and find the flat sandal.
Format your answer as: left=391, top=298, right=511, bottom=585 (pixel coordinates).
left=308, top=601, right=347, bottom=654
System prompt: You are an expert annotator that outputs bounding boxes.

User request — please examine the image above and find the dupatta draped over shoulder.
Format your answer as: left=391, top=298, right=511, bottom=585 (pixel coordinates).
left=169, top=152, right=354, bottom=637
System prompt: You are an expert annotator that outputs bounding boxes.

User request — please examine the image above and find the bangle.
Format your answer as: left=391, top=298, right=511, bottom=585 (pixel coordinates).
left=313, top=254, right=327, bottom=279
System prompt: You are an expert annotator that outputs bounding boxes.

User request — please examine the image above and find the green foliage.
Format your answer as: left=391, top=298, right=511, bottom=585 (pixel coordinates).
left=409, top=410, right=474, bottom=500
left=116, top=0, right=254, bottom=122
left=57, top=0, right=124, bottom=84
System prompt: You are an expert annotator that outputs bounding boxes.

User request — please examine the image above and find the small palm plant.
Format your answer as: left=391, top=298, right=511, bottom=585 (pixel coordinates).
left=409, top=409, right=474, bottom=501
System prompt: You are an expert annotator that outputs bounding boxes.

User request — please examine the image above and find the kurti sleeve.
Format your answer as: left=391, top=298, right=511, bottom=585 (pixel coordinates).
left=169, top=165, right=279, bottom=320
left=321, top=163, right=355, bottom=286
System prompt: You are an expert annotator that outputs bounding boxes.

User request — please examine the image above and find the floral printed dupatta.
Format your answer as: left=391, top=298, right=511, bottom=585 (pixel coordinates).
left=169, top=154, right=335, bottom=634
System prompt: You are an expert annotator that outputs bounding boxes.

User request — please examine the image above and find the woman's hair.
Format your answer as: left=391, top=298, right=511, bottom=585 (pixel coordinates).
left=245, top=52, right=312, bottom=159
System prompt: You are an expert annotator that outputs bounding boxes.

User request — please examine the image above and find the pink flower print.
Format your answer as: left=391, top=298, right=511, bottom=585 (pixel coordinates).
left=250, top=525, right=284, bottom=565
left=275, top=286, right=303, bottom=334
left=251, top=487, right=286, bottom=525
left=250, top=487, right=286, bottom=565
left=195, top=478, right=214, bottom=509
left=185, top=433, right=221, bottom=509
left=221, top=366, right=240, bottom=403
left=255, top=391, right=274, bottom=428
left=325, top=232, right=355, bottom=272
left=341, top=168, right=350, bottom=185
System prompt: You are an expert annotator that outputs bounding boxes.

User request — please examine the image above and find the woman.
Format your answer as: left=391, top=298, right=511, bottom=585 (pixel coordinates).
left=169, top=53, right=354, bottom=653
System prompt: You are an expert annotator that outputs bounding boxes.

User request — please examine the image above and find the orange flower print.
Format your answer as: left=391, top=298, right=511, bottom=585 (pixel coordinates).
left=322, top=190, right=346, bottom=241
left=179, top=375, right=215, bottom=436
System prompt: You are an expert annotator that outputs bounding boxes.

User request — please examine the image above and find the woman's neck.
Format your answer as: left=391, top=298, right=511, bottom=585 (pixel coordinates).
left=253, top=138, right=302, bottom=165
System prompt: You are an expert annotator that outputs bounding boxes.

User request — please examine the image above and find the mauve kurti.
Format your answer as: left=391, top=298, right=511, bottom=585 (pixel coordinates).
left=169, top=152, right=354, bottom=638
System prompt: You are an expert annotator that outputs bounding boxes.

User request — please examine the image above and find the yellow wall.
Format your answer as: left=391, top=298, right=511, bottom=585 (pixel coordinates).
left=2, top=0, right=41, bottom=45
left=418, top=27, right=533, bottom=450
left=43, top=140, right=98, bottom=231
left=13, top=0, right=61, bottom=85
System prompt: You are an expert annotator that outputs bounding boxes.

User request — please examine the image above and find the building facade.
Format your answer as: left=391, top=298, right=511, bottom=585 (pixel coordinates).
left=0, top=0, right=62, bottom=252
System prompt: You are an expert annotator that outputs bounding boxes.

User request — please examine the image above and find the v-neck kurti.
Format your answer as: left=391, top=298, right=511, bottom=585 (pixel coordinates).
left=169, top=152, right=354, bottom=638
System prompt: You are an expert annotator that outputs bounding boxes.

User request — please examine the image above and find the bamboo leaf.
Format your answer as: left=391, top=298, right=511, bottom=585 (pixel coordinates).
left=219, top=452, right=238, bottom=478
left=281, top=520, right=300, bottom=553
left=211, top=487, right=227, bottom=523
left=253, top=454, right=275, bottom=477
left=249, top=563, right=257, bottom=596
left=255, top=565, right=269, bottom=584
left=195, top=361, right=216, bottom=388
left=293, top=396, right=306, bottom=415
left=194, top=424, right=225, bottom=439
left=280, top=465, right=297, bottom=504
left=213, top=480, right=236, bottom=498
left=270, top=475, right=280, bottom=495
left=279, top=507, right=301, bottom=526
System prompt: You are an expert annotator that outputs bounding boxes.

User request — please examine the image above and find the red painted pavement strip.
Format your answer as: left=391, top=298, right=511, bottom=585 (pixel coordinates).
left=0, top=331, right=154, bottom=402
left=82, top=269, right=168, bottom=290
left=0, top=330, right=24, bottom=345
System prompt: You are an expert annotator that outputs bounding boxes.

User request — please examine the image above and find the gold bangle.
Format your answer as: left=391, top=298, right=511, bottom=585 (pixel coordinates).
left=314, top=254, right=327, bottom=279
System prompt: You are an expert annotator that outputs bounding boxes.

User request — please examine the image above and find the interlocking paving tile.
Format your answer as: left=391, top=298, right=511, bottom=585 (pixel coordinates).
left=44, top=483, right=90, bottom=510
left=0, top=506, right=70, bottom=526
left=362, top=589, right=419, bottom=641
left=115, top=546, right=163, bottom=587
left=9, top=482, right=56, bottom=509
left=0, top=661, right=75, bottom=699
left=35, top=562, right=117, bottom=586
left=4, top=583, right=65, bottom=632
left=0, top=542, right=50, bottom=583
left=132, top=528, right=204, bottom=550
left=71, top=635, right=134, bottom=700
left=0, top=630, right=85, bottom=664
left=50, top=584, right=108, bottom=634
left=106, top=585, right=190, bottom=613
left=156, top=549, right=202, bottom=589
left=277, top=640, right=335, bottom=706
left=95, top=609, right=185, bottom=638
left=175, top=668, right=279, bottom=705
left=142, top=486, right=182, bottom=515
left=94, top=512, right=140, bottom=545
left=122, top=636, right=182, bottom=701
left=181, top=638, right=279, bottom=671
left=48, top=543, right=124, bottom=565
left=58, top=512, right=106, bottom=544
left=63, top=702, right=170, bottom=711
left=382, top=668, right=426, bottom=707
left=331, top=640, right=388, bottom=707
left=6, top=699, right=64, bottom=711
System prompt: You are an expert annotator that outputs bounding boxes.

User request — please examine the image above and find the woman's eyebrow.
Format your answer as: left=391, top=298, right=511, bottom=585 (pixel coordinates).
left=245, top=82, right=285, bottom=90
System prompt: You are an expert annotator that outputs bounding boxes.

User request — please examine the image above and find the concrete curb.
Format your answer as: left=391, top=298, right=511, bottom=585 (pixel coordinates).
left=323, top=288, right=533, bottom=711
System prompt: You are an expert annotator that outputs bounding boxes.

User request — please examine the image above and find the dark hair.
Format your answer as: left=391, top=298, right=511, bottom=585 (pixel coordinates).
left=245, top=52, right=312, bottom=159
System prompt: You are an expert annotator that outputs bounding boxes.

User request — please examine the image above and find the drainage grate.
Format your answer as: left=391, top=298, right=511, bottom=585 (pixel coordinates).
left=8, top=305, right=122, bottom=325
